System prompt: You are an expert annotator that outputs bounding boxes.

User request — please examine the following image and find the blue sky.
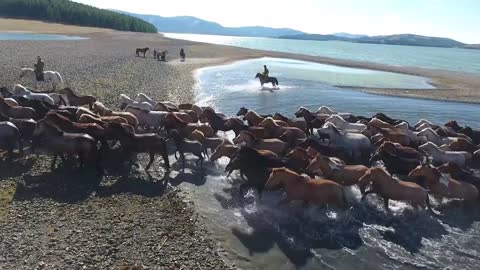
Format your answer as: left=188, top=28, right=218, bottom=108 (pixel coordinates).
left=73, top=0, right=480, bottom=43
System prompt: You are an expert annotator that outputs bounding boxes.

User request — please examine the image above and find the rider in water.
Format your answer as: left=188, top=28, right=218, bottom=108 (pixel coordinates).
left=263, top=65, right=269, bottom=79
left=34, top=56, right=45, bottom=81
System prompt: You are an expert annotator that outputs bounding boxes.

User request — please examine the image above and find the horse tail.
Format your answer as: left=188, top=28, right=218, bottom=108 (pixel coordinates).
left=56, top=72, right=64, bottom=86
left=274, top=78, right=279, bottom=86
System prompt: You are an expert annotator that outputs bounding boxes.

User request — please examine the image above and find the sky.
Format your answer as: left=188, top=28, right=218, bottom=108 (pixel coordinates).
left=73, top=0, right=480, bottom=43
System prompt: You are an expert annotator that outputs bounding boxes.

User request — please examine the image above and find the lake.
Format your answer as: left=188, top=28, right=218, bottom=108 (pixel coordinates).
left=175, top=58, right=480, bottom=270
left=164, top=32, right=480, bottom=74
left=0, top=32, right=87, bottom=41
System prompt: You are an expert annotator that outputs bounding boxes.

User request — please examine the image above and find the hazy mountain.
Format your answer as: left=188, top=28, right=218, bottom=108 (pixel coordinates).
left=280, top=33, right=465, bottom=48
left=333, top=32, right=368, bottom=39
left=111, top=10, right=304, bottom=37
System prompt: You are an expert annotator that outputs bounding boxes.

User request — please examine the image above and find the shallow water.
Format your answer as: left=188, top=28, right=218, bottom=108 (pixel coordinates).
left=164, top=33, right=480, bottom=74
left=0, top=32, right=87, bottom=41
left=176, top=58, right=480, bottom=270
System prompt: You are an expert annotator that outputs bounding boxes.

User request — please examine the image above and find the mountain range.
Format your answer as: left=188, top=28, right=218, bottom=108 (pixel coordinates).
left=110, top=10, right=304, bottom=38
left=279, top=33, right=466, bottom=48
left=111, top=9, right=476, bottom=49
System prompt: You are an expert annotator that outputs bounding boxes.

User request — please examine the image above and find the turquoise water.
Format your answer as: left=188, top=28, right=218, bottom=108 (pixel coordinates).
left=175, top=58, right=480, bottom=270
left=0, top=32, right=87, bottom=40
left=165, top=33, right=480, bottom=74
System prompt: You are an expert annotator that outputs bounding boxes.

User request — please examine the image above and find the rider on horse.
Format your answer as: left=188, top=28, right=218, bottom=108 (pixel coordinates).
left=34, top=56, right=45, bottom=81
left=263, top=65, right=269, bottom=79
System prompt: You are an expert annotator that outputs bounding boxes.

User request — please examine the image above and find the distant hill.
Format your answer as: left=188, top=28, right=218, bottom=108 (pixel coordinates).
left=111, top=10, right=304, bottom=38
left=333, top=32, right=368, bottom=39
left=462, top=44, right=480, bottom=50
left=280, top=33, right=466, bottom=48
left=0, top=0, right=157, bottom=33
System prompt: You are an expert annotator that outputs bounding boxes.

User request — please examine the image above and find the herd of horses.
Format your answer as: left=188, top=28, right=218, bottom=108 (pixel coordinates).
left=1, top=84, right=480, bottom=214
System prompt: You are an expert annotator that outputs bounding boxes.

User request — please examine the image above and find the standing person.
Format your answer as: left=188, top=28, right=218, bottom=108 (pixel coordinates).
left=34, top=56, right=45, bottom=81
left=180, top=48, right=185, bottom=61
left=263, top=65, right=269, bottom=79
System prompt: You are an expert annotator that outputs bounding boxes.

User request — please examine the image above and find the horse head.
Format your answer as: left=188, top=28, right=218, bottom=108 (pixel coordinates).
left=255, top=73, right=262, bottom=79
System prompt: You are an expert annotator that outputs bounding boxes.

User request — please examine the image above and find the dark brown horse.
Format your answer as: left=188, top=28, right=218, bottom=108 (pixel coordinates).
left=255, top=73, right=279, bottom=88
left=105, top=122, right=169, bottom=170
left=136, top=47, right=149, bottom=57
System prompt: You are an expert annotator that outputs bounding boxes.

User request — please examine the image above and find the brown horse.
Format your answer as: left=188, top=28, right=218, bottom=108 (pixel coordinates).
left=447, top=138, right=480, bottom=153
left=105, top=122, right=169, bottom=170
left=44, top=112, right=106, bottom=144
left=0, top=97, right=36, bottom=119
left=265, top=167, right=347, bottom=208
left=136, top=47, right=149, bottom=57
left=32, top=121, right=100, bottom=171
left=224, top=118, right=269, bottom=138
left=258, top=117, right=306, bottom=139
left=306, top=154, right=369, bottom=186
left=199, top=109, right=230, bottom=133
left=409, top=164, right=478, bottom=201
left=284, top=147, right=314, bottom=174
left=233, top=131, right=287, bottom=155
left=161, top=113, right=214, bottom=138
left=59, top=88, right=96, bottom=109
left=273, top=113, right=308, bottom=134
left=0, top=114, right=36, bottom=142
left=437, top=162, right=480, bottom=191
left=359, top=167, right=433, bottom=211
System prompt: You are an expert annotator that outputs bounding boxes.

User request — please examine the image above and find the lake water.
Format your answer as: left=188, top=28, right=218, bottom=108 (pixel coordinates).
left=176, top=58, right=480, bottom=270
left=0, top=32, right=87, bottom=41
left=164, top=33, right=480, bottom=74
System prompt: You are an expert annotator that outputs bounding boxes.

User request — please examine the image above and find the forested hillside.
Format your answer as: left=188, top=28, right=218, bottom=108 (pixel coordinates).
left=0, top=0, right=157, bottom=33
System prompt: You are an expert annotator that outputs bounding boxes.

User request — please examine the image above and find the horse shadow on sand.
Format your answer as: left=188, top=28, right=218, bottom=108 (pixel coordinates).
left=13, top=149, right=174, bottom=203
left=215, top=177, right=452, bottom=267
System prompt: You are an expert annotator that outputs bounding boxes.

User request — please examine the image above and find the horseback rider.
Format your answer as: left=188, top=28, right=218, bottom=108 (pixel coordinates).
left=34, top=56, right=45, bottom=81
left=263, top=65, right=269, bottom=79
left=180, top=48, right=185, bottom=61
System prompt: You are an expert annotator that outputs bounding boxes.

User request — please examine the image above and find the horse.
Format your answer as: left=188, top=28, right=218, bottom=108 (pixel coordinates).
left=417, top=128, right=457, bottom=146
left=437, top=162, right=480, bottom=191
left=19, top=68, right=63, bottom=90
left=273, top=113, right=308, bottom=134
left=265, top=167, right=347, bottom=208
left=13, top=84, right=55, bottom=105
left=160, top=113, right=214, bottom=138
left=233, top=131, right=287, bottom=155
left=224, top=146, right=290, bottom=196
left=359, top=167, right=433, bottom=212
left=0, top=97, right=36, bottom=120
left=136, top=47, right=149, bottom=57
left=119, top=94, right=153, bottom=111
left=317, top=123, right=371, bottom=161
left=418, top=142, right=471, bottom=167
left=59, top=88, right=96, bottom=109
left=32, top=120, right=100, bottom=171
left=168, top=129, right=205, bottom=168
left=316, top=106, right=352, bottom=119
left=258, top=117, right=306, bottom=139
left=0, top=113, right=36, bottom=143
left=199, top=109, right=230, bottom=133
left=190, top=130, right=224, bottom=155
left=224, top=117, right=269, bottom=138
left=325, top=114, right=366, bottom=133
left=255, top=73, right=279, bottom=88
left=105, top=122, right=169, bottom=170
left=306, top=154, right=369, bottom=186
left=44, top=112, right=106, bottom=146
left=409, top=164, right=478, bottom=202
left=0, top=121, right=22, bottom=157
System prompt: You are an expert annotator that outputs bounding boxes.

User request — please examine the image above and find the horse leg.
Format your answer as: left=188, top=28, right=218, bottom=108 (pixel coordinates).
left=382, top=197, right=391, bottom=213
left=51, top=155, right=58, bottom=170
left=361, top=189, right=375, bottom=201
left=146, top=152, right=155, bottom=171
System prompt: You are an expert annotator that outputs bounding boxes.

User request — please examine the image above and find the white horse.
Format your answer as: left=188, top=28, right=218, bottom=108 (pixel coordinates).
left=13, top=84, right=55, bottom=105
left=135, top=93, right=158, bottom=107
left=395, top=122, right=424, bottom=143
left=316, top=106, right=352, bottom=119
left=120, top=94, right=153, bottom=111
left=419, top=142, right=471, bottom=167
left=414, top=119, right=435, bottom=130
left=317, top=123, right=371, bottom=160
left=417, top=128, right=457, bottom=146
left=325, top=114, right=366, bottom=133
left=19, top=68, right=63, bottom=90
